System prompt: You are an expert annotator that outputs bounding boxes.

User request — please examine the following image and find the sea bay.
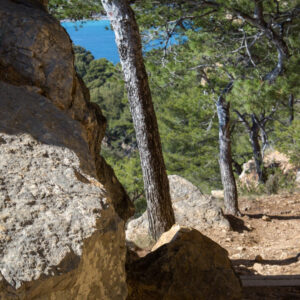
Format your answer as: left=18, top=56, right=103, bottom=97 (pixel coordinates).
left=62, top=20, right=180, bottom=65
left=62, top=20, right=120, bottom=64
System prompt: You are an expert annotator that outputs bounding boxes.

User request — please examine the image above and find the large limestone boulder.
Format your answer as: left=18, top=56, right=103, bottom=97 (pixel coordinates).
left=126, top=225, right=242, bottom=300
left=126, top=175, right=230, bottom=248
left=0, top=0, right=133, bottom=298
left=0, top=0, right=133, bottom=221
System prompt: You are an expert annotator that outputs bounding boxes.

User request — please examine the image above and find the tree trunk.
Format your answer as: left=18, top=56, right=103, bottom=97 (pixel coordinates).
left=101, top=0, right=175, bottom=240
left=216, top=96, right=239, bottom=215
left=259, top=124, right=268, bottom=160
left=249, top=114, right=266, bottom=183
left=289, top=93, right=294, bottom=125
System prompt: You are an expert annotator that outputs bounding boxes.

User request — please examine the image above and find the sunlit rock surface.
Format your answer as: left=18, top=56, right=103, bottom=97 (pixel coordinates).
left=126, top=175, right=230, bottom=248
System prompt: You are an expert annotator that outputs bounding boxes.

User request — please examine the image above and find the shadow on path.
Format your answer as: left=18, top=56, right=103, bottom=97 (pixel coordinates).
left=225, top=215, right=252, bottom=233
left=232, top=253, right=300, bottom=267
left=245, top=213, right=300, bottom=221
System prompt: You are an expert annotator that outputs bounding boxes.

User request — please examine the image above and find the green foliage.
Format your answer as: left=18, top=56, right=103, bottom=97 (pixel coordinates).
left=56, top=0, right=300, bottom=212
left=104, top=150, right=146, bottom=217
left=74, top=46, right=94, bottom=77
left=265, top=169, right=296, bottom=195
left=265, top=174, right=279, bottom=195
left=84, top=59, right=115, bottom=88
left=275, top=119, right=300, bottom=168
left=145, top=46, right=223, bottom=192
left=140, top=0, right=300, bottom=193
left=229, top=79, right=279, bottom=112
left=73, top=46, right=136, bottom=147
left=73, top=46, right=146, bottom=215
left=49, top=0, right=103, bottom=20
left=239, top=168, right=297, bottom=196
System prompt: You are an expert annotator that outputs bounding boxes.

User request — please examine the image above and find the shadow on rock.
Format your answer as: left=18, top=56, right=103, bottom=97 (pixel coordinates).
left=126, top=225, right=242, bottom=300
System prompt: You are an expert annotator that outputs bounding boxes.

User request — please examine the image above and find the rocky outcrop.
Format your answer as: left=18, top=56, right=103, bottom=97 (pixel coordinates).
left=211, top=190, right=225, bottom=199
left=126, top=175, right=230, bottom=248
left=126, top=225, right=242, bottom=300
left=239, top=150, right=296, bottom=189
left=0, top=0, right=133, bottom=298
left=0, top=0, right=133, bottom=221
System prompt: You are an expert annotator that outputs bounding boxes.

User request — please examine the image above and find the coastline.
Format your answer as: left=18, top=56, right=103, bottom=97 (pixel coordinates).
left=61, top=14, right=109, bottom=23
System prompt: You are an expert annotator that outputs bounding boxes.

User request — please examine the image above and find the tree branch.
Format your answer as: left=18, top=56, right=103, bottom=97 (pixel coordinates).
left=233, top=109, right=250, bottom=130
left=233, top=4, right=290, bottom=82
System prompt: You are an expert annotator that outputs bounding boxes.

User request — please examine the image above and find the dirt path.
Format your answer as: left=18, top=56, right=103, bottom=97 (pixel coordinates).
left=202, top=192, right=300, bottom=299
left=133, top=191, right=300, bottom=298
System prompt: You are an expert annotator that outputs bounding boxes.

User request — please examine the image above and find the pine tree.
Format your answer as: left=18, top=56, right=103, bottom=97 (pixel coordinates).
left=101, top=0, right=175, bottom=240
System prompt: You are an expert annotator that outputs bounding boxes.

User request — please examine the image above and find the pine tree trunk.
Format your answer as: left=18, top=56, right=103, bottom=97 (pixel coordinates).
left=101, top=0, right=175, bottom=240
left=249, top=114, right=266, bottom=183
left=260, top=126, right=268, bottom=159
left=216, top=96, right=239, bottom=215
left=289, top=93, right=294, bottom=125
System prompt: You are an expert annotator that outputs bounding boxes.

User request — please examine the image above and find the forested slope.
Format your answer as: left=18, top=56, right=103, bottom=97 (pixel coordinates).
left=62, top=0, right=300, bottom=216
left=74, top=41, right=299, bottom=217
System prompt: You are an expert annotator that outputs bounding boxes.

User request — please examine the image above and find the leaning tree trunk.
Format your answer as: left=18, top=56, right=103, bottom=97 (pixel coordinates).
left=216, top=96, right=239, bottom=215
left=101, top=0, right=175, bottom=240
left=249, top=114, right=267, bottom=183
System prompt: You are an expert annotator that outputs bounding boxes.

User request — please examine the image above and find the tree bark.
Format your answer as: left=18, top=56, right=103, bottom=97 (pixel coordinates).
left=234, top=110, right=268, bottom=184
left=260, top=125, right=268, bottom=159
left=216, top=96, right=239, bottom=215
left=249, top=114, right=267, bottom=183
left=101, top=0, right=175, bottom=240
left=289, top=93, right=294, bottom=125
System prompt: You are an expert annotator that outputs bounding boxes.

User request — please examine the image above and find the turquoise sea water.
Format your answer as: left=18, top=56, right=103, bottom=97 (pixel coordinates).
left=62, top=20, right=120, bottom=64
left=62, top=20, right=181, bottom=64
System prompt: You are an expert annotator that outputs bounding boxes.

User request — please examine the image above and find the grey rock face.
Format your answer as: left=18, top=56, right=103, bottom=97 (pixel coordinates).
left=0, top=0, right=131, bottom=298
left=126, top=175, right=230, bottom=248
left=0, top=0, right=134, bottom=221
left=0, top=87, right=127, bottom=297
left=0, top=129, right=105, bottom=287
